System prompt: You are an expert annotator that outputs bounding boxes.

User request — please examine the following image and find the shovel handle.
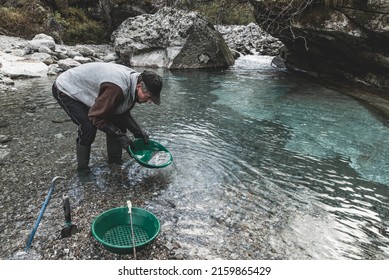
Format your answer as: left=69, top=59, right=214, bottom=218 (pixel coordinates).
left=63, top=195, right=71, bottom=224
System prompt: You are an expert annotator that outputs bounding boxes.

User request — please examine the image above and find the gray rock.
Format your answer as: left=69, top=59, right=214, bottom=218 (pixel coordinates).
left=47, top=64, right=63, bottom=75
left=250, top=0, right=389, bottom=90
left=57, top=58, right=81, bottom=70
left=33, top=34, right=55, bottom=41
left=0, top=135, right=12, bottom=143
left=66, top=50, right=82, bottom=59
left=31, top=53, right=54, bottom=65
left=0, top=52, right=48, bottom=78
left=27, top=34, right=56, bottom=52
left=216, top=24, right=283, bottom=56
left=54, top=51, right=69, bottom=60
left=0, top=146, right=10, bottom=164
left=103, top=52, right=118, bottom=62
left=0, top=76, right=14, bottom=85
left=73, top=56, right=93, bottom=64
left=9, top=49, right=27, bottom=57
left=112, top=7, right=234, bottom=69
left=38, top=46, right=53, bottom=54
left=74, top=46, right=95, bottom=57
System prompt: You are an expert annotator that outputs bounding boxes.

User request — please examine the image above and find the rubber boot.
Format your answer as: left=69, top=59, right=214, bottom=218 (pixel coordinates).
left=106, top=135, right=123, bottom=164
left=76, top=143, right=93, bottom=182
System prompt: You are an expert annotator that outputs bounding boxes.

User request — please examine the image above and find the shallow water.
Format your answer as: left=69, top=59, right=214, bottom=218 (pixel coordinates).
left=3, top=55, right=389, bottom=260
left=147, top=151, right=172, bottom=166
left=139, top=55, right=389, bottom=259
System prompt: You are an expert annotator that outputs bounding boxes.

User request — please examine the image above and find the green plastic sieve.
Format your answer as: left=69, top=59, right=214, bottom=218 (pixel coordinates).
left=91, top=207, right=160, bottom=254
left=127, top=139, right=173, bottom=168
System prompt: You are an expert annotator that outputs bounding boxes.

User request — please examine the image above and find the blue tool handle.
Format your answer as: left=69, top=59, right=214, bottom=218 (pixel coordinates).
left=25, top=176, right=65, bottom=252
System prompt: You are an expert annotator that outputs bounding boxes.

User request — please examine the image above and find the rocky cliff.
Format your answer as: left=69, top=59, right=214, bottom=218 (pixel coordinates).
left=249, top=0, right=389, bottom=91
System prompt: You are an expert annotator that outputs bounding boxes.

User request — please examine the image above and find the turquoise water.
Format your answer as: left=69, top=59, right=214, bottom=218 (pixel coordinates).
left=135, top=55, right=389, bottom=259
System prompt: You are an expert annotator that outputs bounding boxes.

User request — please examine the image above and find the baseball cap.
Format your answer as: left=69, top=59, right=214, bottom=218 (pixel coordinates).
left=141, top=70, right=163, bottom=105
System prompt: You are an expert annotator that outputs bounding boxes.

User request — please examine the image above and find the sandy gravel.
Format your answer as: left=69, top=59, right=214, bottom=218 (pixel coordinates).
left=0, top=35, right=180, bottom=259
left=0, top=80, right=179, bottom=259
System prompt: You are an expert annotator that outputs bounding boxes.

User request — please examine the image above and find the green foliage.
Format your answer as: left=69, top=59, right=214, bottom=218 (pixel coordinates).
left=54, top=7, right=109, bottom=44
left=0, top=8, right=25, bottom=27
left=0, top=5, right=47, bottom=38
left=195, top=1, right=255, bottom=25
left=63, top=21, right=108, bottom=45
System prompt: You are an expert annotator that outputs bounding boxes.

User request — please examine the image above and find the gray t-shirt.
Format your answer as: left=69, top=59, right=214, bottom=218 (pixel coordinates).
left=55, top=62, right=139, bottom=114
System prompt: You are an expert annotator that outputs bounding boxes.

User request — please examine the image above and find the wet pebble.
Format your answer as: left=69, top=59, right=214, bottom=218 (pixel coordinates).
left=0, top=135, right=12, bottom=143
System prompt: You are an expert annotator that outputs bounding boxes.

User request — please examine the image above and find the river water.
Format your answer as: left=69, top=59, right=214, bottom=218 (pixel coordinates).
left=139, top=55, right=389, bottom=259
left=3, top=55, right=389, bottom=260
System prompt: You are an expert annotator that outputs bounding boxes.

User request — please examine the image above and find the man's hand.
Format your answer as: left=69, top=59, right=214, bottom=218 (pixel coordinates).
left=124, top=115, right=149, bottom=143
left=134, top=130, right=149, bottom=144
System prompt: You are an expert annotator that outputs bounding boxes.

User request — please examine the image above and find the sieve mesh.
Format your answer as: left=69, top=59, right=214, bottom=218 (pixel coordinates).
left=103, top=224, right=149, bottom=247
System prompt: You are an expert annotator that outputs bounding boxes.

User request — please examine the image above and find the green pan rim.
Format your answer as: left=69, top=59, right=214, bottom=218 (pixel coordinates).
left=91, top=207, right=161, bottom=249
left=128, top=139, right=173, bottom=168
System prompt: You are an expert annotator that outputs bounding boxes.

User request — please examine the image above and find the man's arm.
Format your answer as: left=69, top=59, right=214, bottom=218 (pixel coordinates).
left=88, top=83, right=132, bottom=149
left=88, top=82, right=124, bottom=128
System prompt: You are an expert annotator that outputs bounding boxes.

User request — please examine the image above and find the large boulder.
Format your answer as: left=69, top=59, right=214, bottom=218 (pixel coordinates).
left=111, top=7, right=235, bottom=69
left=249, top=0, right=389, bottom=90
left=0, top=52, right=48, bottom=78
left=27, top=34, right=56, bottom=52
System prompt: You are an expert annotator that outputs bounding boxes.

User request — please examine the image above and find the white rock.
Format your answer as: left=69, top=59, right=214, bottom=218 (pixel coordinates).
left=57, top=58, right=81, bottom=70
left=103, top=53, right=118, bottom=62
left=73, top=56, right=93, bottom=64
left=10, top=49, right=27, bottom=57
left=48, top=64, right=63, bottom=75
left=31, top=53, right=54, bottom=65
left=0, top=52, right=48, bottom=78
left=66, top=50, right=82, bottom=58
left=32, top=34, right=55, bottom=41
left=74, top=45, right=95, bottom=57
left=28, top=39, right=56, bottom=52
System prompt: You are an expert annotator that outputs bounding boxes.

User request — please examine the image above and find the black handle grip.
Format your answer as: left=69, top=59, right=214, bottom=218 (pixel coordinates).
left=63, top=195, right=71, bottom=224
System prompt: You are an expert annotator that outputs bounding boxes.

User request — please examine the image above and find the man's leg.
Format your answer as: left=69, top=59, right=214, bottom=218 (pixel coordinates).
left=106, top=136, right=123, bottom=164
left=53, top=84, right=97, bottom=173
left=106, top=114, right=128, bottom=164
